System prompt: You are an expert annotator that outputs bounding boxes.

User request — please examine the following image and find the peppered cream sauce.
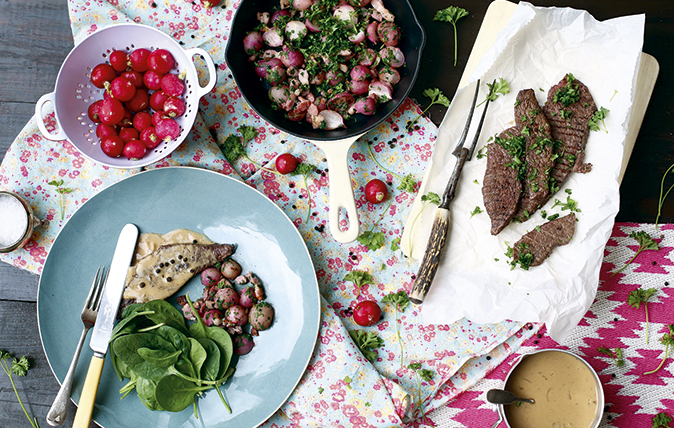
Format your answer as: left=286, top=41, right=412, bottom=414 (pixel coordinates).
left=504, top=350, right=600, bottom=428
left=123, top=229, right=214, bottom=303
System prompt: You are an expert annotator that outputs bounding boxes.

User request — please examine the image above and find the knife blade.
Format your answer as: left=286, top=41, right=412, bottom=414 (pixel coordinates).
left=73, top=223, right=138, bottom=428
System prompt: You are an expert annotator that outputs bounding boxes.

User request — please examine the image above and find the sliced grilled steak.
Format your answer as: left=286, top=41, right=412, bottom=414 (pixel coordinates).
left=482, top=127, right=525, bottom=235
left=542, top=74, right=597, bottom=191
left=513, top=89, right=555, bottom=222
left=512, top=213, right=576, bottom=269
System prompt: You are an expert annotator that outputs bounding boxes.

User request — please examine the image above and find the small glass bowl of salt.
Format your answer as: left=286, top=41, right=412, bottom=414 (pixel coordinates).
left=0, top=191, right=49, bottom=253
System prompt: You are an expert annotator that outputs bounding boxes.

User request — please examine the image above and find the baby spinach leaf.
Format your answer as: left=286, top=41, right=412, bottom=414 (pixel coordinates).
left=155, top=375, right=211, bottom=413
left=137, top=348, right=182, bottom=368
left=143, top=300, right=190, bottom=336
left=198, top=338, right=221, bottom=382
left=112, top=333, right=177, bottom=381
left=136, top=377, right=163, bottom=411
left=207, top=326, right=233, bottom=378
left=188, top=337, right=207, bottom=379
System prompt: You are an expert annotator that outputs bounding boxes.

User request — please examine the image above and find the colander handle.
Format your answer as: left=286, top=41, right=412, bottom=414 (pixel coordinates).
left=184, top=47, right=217, bottom=98
left=319, top=138, right=360, bottom=243
left=35, top=92, right=67, bottom=141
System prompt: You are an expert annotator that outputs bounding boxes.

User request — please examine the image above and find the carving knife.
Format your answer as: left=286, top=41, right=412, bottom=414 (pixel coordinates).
left=73, top=223, right=139, bottom=428
left=409, top=80, right=492, bottom=304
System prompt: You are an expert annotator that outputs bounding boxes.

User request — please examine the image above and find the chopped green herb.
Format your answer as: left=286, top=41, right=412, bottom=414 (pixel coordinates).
left=652, top=412, right=673, bottom=428
left=382, top=291, right=410, bottom=368
left=551, top=195, right=581, bottom=212
left=589, top=107, right=609, bottom=133
left=48, top=179, right=73, bottom=221
left=367, top=143, right=418, bottom=193
left=349, top=330, right=384, bottom=363
left=357, top=200, right=392, bottom=251
left=598, top=347, right=625, bottom=367
left=391, top=237, right=401, bottom=251
left=553, top=73, right=580, bottom=107
left=344, top=270, right=374, bottom=298
left=407, top=362, right=434, bottom=423
left=290, top=163, right=317, bottom=223
left=644, top=325, right=674, bottom=375
left=1, top=350, right=40, bottom=428
left=470, top=206, right=483, bottom=218
left=613, top=231, right=659, bottom=277
left=407, top=88, right=451, bottom=131
left=627, top=286, right=658, bottom=343
left=477, top=78, right=510, bottom=107
left=433, top=6, right=469, bottom=66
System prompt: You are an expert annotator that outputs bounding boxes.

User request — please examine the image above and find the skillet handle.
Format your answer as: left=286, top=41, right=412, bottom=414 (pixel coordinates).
left=319, top=139, right=359, bottom=243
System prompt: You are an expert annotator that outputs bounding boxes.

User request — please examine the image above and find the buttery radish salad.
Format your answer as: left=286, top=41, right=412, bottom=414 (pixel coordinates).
left=244, top=0, right=405, bottom=129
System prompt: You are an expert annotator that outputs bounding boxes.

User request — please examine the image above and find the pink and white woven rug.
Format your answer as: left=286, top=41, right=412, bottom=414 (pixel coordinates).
left=430, top=222, right=674, bottom=427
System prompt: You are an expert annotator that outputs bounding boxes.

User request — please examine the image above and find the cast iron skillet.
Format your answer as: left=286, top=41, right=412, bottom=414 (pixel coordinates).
left=225, top=0, right=426, bottom=242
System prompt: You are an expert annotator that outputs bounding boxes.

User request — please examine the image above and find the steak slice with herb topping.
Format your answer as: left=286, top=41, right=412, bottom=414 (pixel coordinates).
left=542, top=74, right=597, bottom=192
left=513, top=89, right=555, bottom=222
left=511, top=212, right=576, bottom=269
left=482, top=127, right=525, bottom=235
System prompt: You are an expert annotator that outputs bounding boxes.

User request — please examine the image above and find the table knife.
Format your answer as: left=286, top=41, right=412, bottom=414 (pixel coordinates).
left=72, top=223, right=139, bottom=428
left=409, top=81, right=491, bottom=305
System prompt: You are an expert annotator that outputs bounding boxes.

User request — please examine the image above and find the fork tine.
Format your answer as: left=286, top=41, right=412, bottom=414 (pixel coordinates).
left=91, top=267, right=107, bottom=311
left=83, top=266, right=102, bottom=308
left=451, top=79, right=481, bottom=157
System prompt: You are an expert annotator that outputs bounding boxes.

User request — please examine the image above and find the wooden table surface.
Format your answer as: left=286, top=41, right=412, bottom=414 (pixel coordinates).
left=0, top=0, right=672, bottom=426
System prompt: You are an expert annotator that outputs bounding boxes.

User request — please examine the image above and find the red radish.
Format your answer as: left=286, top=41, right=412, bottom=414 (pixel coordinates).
left=143, top=70, right=163, bottom=91
left=120, top=70, right=144, bottom=88
left=119, top=107, right=134, bottom=128
left=119, top=127, right=139, bottom=143
left=275, top=153, right=298, bottom=174
left=201, top=0, right=221, bottom=8
left=109, top=50, right=129, bottom=72
left=150, top=90, right=169, bottom=111
left=152, top=111, right=169, bottom=126
left=163, top=97, right=186, bottom=117
left=155, top=118, right=180, bottom=141
left=147, top=49, right=175, bottom=74
left=90, top=63, right=116, bottom=88
left=128, top=48, right=150, bottom=72
left=353, top=300, right=381, bottom=327
left=132, top=111, right=153, bottom=132
left=126, top=88, right=150, bottom=112
left=98, top=98, right=125, bottom=125
left=109, top=77, right=136, bottom=102
left=95, top=123, right=117, bottom=139
left=100, top=135, right=125, bottom=158
left=365, top=179, right=388, bottom=204
left=140, top=127, right=160, bottom=149
left=87, top=100, right=103, bottom=123
left=161, top=74, right=185, bottom=97
left=123, top=139, right=146, bottom=160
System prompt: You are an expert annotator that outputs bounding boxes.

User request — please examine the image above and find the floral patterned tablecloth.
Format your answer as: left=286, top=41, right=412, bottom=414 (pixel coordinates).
left=1, top=0, right=628, bottom=426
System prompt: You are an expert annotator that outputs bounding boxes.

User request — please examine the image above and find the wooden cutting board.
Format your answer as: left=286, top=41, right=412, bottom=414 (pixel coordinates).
left=459, top=0, right=659, bottom=183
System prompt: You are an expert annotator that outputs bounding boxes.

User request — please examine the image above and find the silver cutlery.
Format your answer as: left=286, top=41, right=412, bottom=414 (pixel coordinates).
left=46, top=266, right=107, bottom=426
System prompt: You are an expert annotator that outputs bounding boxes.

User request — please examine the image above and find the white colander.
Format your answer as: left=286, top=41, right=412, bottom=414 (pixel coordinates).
left=35, top=23, right=216, bottom=169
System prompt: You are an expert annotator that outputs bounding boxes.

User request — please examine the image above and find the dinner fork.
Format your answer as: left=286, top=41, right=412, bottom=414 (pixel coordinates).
left=46, top=266, right=107, bottom=427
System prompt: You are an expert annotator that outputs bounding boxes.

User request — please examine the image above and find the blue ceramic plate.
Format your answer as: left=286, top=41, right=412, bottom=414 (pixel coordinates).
left=38, top=167, right=321, bottom=428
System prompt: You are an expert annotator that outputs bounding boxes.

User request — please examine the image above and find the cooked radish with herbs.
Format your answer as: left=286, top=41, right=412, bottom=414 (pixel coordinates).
left=245, top=0, right=404, bottom=129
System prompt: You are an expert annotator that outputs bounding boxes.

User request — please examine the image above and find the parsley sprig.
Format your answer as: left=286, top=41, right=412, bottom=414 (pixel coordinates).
left=0, top=350, right=39, bottom=428
left=357, top=200, right=392, bottom=251
left=344, top=270, right=374, bottom=298
left=477, top=78, right=511, bottom=107
left=349, top=330, right=384, bottom=363
left=366, top=142, right=417, bottom=193
left=589, top=107, right=609, bottom=133
left=653, top=412, right=673, bottom=428
left=407, top=192, right=440, bottom=255
left=290, top=162, right=317, bottom=223
left=627, top=287, right=658, bottom=343
left=598, top=347, right=625, bottom=367
left=655, top=162, right=674, bottom=230
left=644, top=325, right=674, bottom=375
left=407, top=88, right=451, bottom=131
left=382, top=290, right=410, bottom=368
left=219, top=125, right=275, bottom=173
left=408, top=362, right=434, bottom=424
left=612, top=231, right=659, bottom=277
left=48, top=179, right=73, bottom=221
left=433, top=6, right=469, bottom=66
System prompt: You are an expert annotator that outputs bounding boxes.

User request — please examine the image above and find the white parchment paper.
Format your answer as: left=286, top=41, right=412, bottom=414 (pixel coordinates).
left=403, top=2, right=645, bottom=342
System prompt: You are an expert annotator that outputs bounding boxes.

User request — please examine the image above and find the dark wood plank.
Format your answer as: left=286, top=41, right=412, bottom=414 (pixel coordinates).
left=0, top=300, right=80, bottom=428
